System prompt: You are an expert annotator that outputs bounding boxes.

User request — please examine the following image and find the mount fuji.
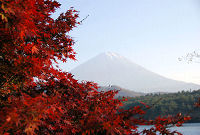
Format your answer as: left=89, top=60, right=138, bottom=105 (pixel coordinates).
left=70, top=52, right=200, bottom=93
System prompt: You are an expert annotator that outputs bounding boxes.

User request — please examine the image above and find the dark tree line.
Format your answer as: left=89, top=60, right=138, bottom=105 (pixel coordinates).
left=122, top=90, right=200, bottom=123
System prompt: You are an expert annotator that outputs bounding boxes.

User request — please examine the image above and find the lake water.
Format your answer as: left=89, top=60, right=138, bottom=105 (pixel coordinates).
left=138, top=123, right=200, bottom=135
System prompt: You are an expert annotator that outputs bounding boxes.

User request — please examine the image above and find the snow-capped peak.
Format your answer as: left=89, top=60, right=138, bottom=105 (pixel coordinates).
left=70, top=52, right=200, bottom=93
left=104, top=52, right=123, bottom=59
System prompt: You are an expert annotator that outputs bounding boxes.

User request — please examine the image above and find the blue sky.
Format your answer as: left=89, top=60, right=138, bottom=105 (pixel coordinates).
left=53, top=0, right=200, bottom=84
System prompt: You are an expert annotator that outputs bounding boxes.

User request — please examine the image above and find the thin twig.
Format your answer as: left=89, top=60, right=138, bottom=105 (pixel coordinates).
left=79, top=15, right=89, bottom=24
left=0, top=74, right=16, bottom=88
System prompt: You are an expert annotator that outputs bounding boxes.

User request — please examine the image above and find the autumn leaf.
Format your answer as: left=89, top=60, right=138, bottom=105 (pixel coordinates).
left=31, top=46, right=38, bottom=54
left=25, top=123, right=39, bottom=135
left=0, top=13, right=8, bottom=22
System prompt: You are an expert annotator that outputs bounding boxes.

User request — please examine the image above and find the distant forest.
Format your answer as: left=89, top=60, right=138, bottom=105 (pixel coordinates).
left=122, top=90, right=200, bottom=123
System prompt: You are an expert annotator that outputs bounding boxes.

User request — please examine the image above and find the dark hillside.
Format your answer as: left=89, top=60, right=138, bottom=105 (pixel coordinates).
left=122, top=90, right=200, bottom=123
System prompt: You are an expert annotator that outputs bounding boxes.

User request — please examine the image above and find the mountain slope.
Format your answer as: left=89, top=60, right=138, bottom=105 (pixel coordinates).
left=98, top=85, right=145, bottom=97
left=70, top=52, right=200, bottom=93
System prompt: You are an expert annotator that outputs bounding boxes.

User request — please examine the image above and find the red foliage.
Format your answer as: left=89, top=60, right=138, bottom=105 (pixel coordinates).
left=0, top=0, right=191, bottom=134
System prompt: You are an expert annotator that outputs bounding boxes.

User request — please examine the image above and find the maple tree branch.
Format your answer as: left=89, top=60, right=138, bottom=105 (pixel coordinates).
left=0, top=74, right=16, bottom=89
